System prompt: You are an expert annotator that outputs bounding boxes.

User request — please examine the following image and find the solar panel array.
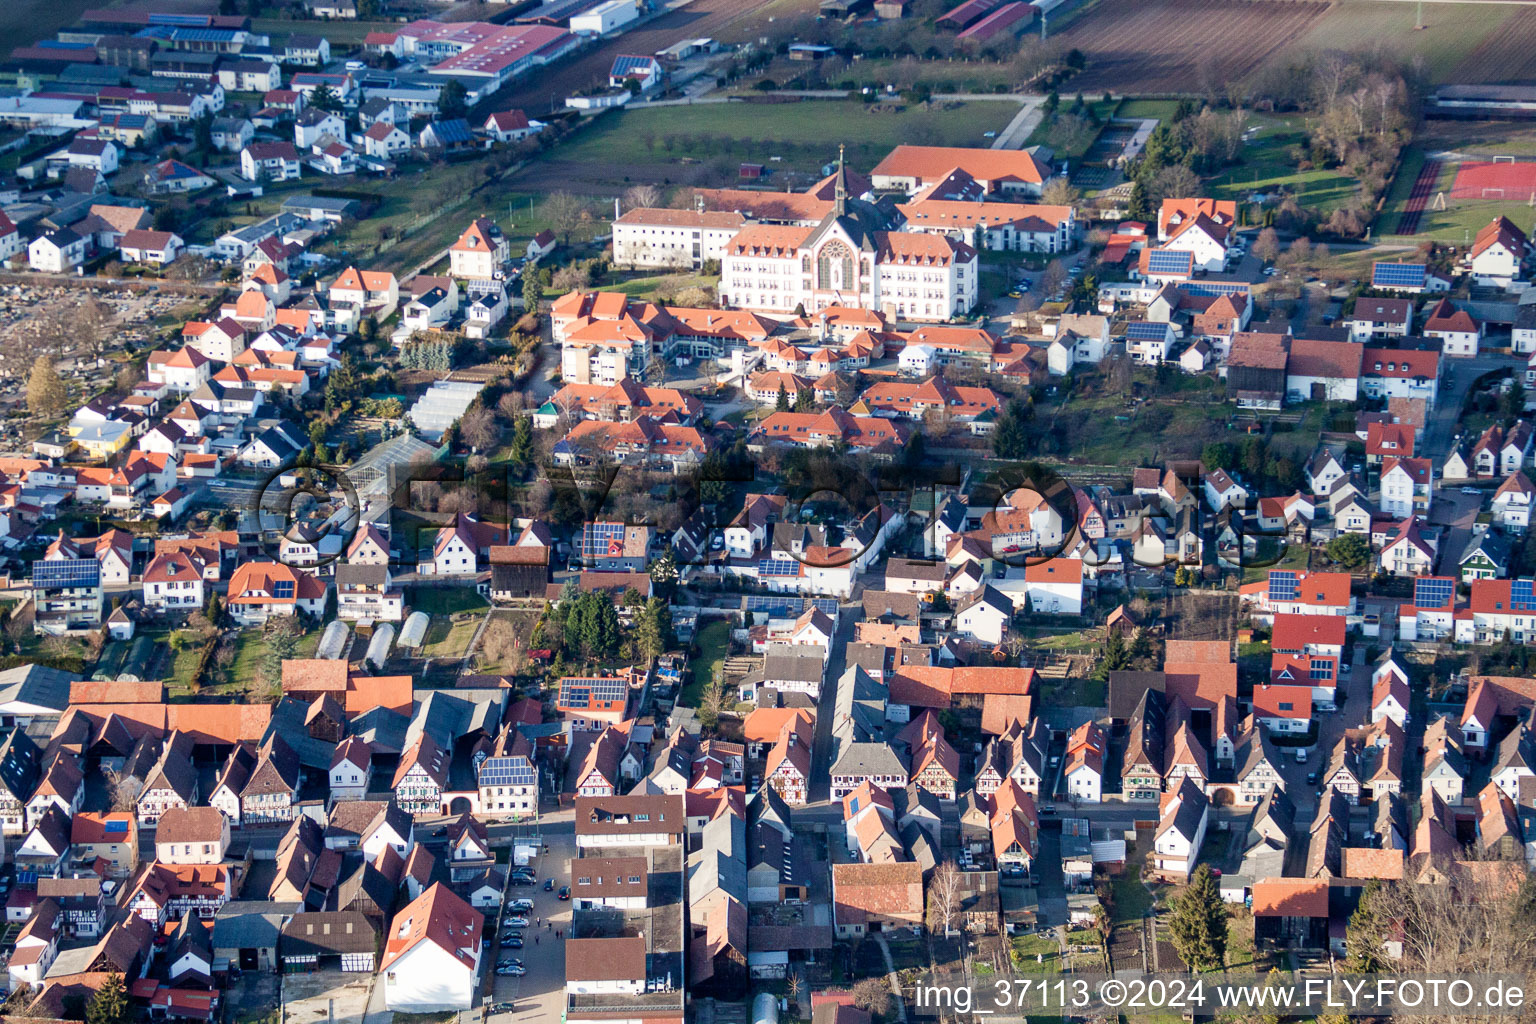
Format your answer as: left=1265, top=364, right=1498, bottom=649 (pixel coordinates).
left=1184, top=281, right=1250, bottom=298
left=559, top=676, right=628, bottom=709
left=1269, top=570, right=1299, bottom=602
left=1514, top=579, right=1536, bottom=611
left=1124, top=321, right=1168, bottom=341
left=740, top=595, right=839, bottom=617
left=610, top=55, right=655, bottom=76
left=272, top=580, right=296, bottom=600
left=31, top=558, right=100, bottom=589
left=1372, top=262, right=1426, bottom=289
left=479, top=755, right=536, bottom=788
left=581, top=522, right=625, bottom=558
left=1414, top=576, right=1455, bottom=610
left=759, top=559, right=800, bottom=577
left=1147, top=250, right=1193, bottom=276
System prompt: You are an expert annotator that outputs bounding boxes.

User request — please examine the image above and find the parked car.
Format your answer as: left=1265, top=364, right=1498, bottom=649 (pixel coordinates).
left=510, top=876, right=535, bottom=887
left=505, top=916, right=530, bottom=927
left=507, top=899, right=533, bottom=912
left=497, top=959, right=522, bottom=969
left=497, top=965, right=527, bottom=977
left=503, top=936, right=524, bottom=949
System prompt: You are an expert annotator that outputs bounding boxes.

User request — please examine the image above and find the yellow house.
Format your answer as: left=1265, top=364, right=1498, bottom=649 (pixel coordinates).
left=70, top=420, right=134, bottom=459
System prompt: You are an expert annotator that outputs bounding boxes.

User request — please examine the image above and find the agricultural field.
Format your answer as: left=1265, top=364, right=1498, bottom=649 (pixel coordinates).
left=491, top=0, right=820, bottom=113
left=1449, top=4, right=1536, bottom=83
left=1282, top=0, right=1517, bottom=83
left=1048, top=0, right=1330, bottom=93
left=525, top=98, right=1020, bottom=193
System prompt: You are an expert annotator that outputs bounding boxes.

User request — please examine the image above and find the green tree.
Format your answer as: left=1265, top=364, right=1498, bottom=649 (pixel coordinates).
left=1102, top=629, right=1130, bottom=671
left=193, top=113, right=214, bottom=155
left=1126, top=178, right=1151, bottom=222
left=310, top=84, right=341, bottom=113
left=1201, top=442, right=1234, bottom=472
left=793, top=387, right=815, bottom=412
left=522, top=272, right=543, bottom=314
left=26, top=356, right=68, bottom=418
left=1166, top=864, right=1228, bottom=972
left=1326, top=533, right=1370, bottom=570
left=775, top=384, right=789, bottom=412
left=438, top=79, right=468, bottom=119
left=635, top=598, right=673, bottom=661
left=649, top=549, right=679, bottom=600
left=325, top=353, right=360, bottom=413
left=992, top=400, right=1031, bottom=460
left=86, top=973, right=131, bottom=1024
left=509, top=416, right=534, bottom=469
left=1342, top=881, right=1388, bottom=973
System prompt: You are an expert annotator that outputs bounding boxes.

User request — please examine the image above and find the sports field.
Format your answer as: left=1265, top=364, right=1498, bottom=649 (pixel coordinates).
left=1381, top=153, right=1536, bottom=242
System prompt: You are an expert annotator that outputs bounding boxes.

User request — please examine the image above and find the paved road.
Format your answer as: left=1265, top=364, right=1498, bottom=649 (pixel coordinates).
left=807, top=600, right=862, bottom=803
left=484, top=831, right=574, bottom=1024
left=991, top=96, right=1047, bottom=151
left=1422, top=353, right=1525, bottom=457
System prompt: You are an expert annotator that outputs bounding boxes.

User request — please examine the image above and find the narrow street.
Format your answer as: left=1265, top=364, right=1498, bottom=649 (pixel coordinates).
left=808, top=599, right=862, bottom=803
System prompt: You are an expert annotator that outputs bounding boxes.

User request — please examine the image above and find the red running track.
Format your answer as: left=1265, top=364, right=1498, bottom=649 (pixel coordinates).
left=1398, top=158, right=1442, bottom=236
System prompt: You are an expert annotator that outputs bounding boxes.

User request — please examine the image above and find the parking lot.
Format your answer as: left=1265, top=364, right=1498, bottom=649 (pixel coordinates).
left=485, top=830, right=577, bottom=1024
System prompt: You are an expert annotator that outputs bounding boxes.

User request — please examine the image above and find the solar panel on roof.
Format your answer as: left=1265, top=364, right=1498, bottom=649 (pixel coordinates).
left=31, top=558, right=99, bottom=589
left=272, top=580, right=295, bottom=600
left=1125, top=322, right=1167, bottom=341
left=1147, top=250, right=1193, bottom=275
left=742, top=594, right=799, bottom=615
left=1269, top=570, right=1299, bottom=602
left=104, top=820, right=128, bottom=834
left=759, top=559, right=799, bottom=577
left=1372, top=263, right=1426, bottom=288
left=610, top=55, right=654, bottom=76
left=809, top=598, right=839, bottom=616
left=581, top=522, right=625, bottom=558
left=1514, top=579, right=1536, bottom=612
left=1414, top=576, right=1454, bottom=610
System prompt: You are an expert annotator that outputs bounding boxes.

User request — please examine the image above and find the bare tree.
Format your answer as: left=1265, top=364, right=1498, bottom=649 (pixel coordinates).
left=459, top=408, right=499, bottom=452
left=103, top=767, right=141, bottom=813
left=927, top=860, right=965, bottom=939
left=1040, top=178, right=1081, bottom=208
left=1251, top=227, right=1281, bottom=264
left=546, top=191, right=590, bottom=245
left=1040, top=259, right=1069, bottom=299
left=623, top=184, right=662, bottom=210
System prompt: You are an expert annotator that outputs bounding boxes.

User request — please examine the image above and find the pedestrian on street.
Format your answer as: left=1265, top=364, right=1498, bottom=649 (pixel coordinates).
left=535, top=935, right=539, bottom=945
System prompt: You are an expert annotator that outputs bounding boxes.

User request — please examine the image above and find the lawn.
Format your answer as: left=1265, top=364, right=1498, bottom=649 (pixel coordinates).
left=1010, top=934, right=1063, bottom=973
left=226, top=626, right=322, bottom=696
left=1204, top=113, right=1358, bottom=212
left=551, top=99, right=1022, bottom=176
left=1025, top=100, right=1120, bottom=161
left=422, top=617, right=479, bottom=659
left=408, top=587, right=489, bottom=616
left=1110, top=873, right=1154, bottom=925
left=685, top=619, right=731, bottom=707
left=1114, top=99, right=1182, bottom=122
left=0, top=0, right=98, bottom=50
left=606, top=271, right=721, bottom=301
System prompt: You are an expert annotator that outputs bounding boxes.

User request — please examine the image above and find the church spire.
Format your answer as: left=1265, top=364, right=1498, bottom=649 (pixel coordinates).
left=834, top=144, right=847, bottom=216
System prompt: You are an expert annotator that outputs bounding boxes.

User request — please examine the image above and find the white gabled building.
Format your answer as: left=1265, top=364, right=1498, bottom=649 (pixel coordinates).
left=380, top=884, right=483, bottom=1011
